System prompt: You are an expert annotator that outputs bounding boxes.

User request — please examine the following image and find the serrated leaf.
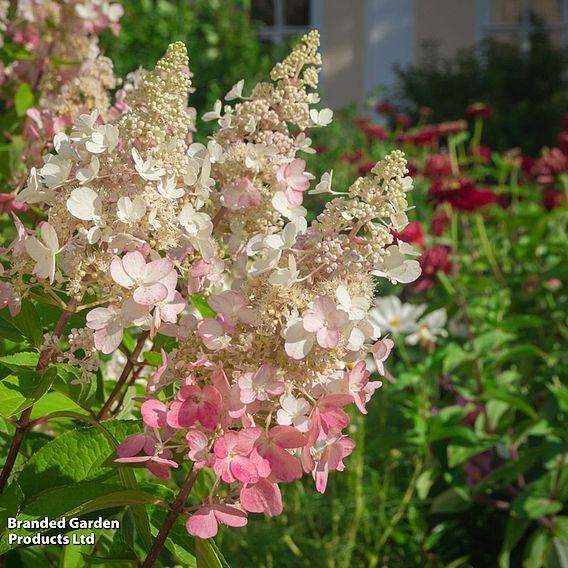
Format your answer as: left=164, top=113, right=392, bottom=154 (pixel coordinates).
left=1, top=301, right=43, bottom=348
left=17, top=420, right=141, bottom=500
left=51, top=362, right=97, bottom=406
left=0, top=483, right=160, bottom=554
left=0, top=368, right=56, bottom=417
left=0, top=352, right=39, bottom=370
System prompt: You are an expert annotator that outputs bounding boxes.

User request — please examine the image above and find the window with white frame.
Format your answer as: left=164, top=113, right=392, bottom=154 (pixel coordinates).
left=486, top=0, right=568, bottom=49
left=251, top=0, right=312, bottom=44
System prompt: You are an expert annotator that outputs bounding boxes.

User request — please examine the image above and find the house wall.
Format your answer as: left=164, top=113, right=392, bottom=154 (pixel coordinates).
left=415, top=0, right=477, bottom=62
left=318, top=0, right=365, bottom=108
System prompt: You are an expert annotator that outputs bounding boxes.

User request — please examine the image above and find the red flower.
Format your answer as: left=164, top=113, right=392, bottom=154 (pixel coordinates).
left=358, top=161, right=375, bottom=176
left=470, top=145, right=492, bottom=163
left=532, top=148, right=568, bottom=185
left=423, top=154, right=452, bottom=180
left=313, top=144, right=329, bottom=154
left=428, top=177, right=500, bottom=211
left=393, top=221, right=425, bottom=248
left=419, top=106, right=433, bottom=117
left=395, top=114, right=412, bottom=127
left=543, top=187, right=566, bottom=211
left=412, top=245, right=453, bottom=292
left=353, top=117, right=370, bottom=130
left=412, top=127, right=438, bottom=147
left=341, top=150, right=363, bottom=164
left=466, top=101, right=492, bottom=120
left=375, top=102, right=395, bottom=114
left=395, top=133, right=412, bottom=145
left=436, top=120, right=467, bottom=136
left=557, top=131, right=568, bottom=154
left=363, top=124, right=387, bottom=142
left=430, top=211, right=450, bottom=236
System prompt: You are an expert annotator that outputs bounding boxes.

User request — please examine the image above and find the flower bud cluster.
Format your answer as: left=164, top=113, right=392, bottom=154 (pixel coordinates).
left=0, top=33, right=422, bottom=539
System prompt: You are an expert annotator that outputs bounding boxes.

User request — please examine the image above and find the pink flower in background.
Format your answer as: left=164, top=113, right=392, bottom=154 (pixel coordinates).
left=277, top=158, right=310, bottom=205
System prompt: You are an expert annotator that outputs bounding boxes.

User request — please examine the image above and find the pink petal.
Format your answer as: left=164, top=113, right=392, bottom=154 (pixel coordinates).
left=147, top=461, right=174, bottom=480
left=110, top=257, right=135, bottom=288
left=116, top=434, right=147, bottom=458
left=144, top=257, right=174, bottom=283
left=230, top=455, right=259, bottom=484
left=94, top=325, right=123, bottom=354
left=213, top=504, right=248, bottom=528
left=269, top=425, right=307, bottom=449
left=187, top=507, right=218, bottom=538
left=303, top=311, right=323, bottom=332
left=167, top=400, right=198, bottom=429
left=316, top=328, right=339, bottom=349
left=240, top=480, right=283, bottom=517
left=141, top=399, right=167, bottom=428
left=265, top=446, right=303, bottom=482
left=133, top=282, right=168, bottom=305
left=284, top=187, right=303, bottom=206
left=122, top=251, right=146, bottom=280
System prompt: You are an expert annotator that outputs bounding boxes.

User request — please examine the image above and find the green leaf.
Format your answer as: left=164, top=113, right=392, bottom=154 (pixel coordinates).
left=430, top=488, right=471, bottom=514
left=550, top=538, right=568, bottom=568
left=142, top=351, right=164, bottom=366
left=0, top=317, right=24, bottom=343
left=499, top=517, right=531, bottom=568
left=17, top=420, right=141, bottom=500
left=523, top=529, right=549, bottom=568
left=442, top=344, right=474, bottom=374
left=1, top=301, right=43, bottom=348
left=512, top=494, right=563, bottom=520
left=0, top=352, right=39, bottom=371
left=0, top=483, right=160, bottom=554
left=196, top=538, right=229, bottom=568
left=51, top=363, right=97, bottom=407
left=0, top=369, right=56, bottom=417
left=14, top=83, right=34, bottom=117
left=191, top=294, right=217, bottom=318
left=484, top=389, right=537, bottom=419
left=416, top=470, right=434, bottom=500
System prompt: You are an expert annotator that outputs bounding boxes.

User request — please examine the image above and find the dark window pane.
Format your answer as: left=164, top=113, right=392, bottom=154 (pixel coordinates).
left=252, top=0, right=275, bottom=26
left=285, top=0, right=310, bottom=26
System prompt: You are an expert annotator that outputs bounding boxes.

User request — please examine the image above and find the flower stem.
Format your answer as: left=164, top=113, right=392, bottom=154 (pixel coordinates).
left=0, top=297, right=78, bottom=493
left=96, top=330, right=149, bottom=421
left=141, top=467, right=198, bottom=568
left=475, top=213, right=505, bottom=284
